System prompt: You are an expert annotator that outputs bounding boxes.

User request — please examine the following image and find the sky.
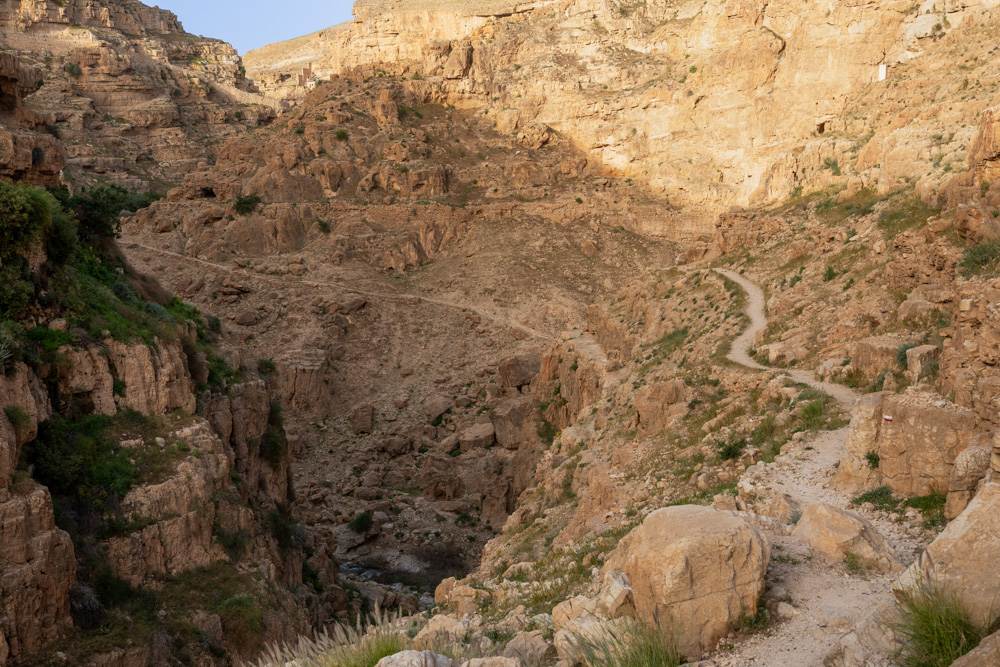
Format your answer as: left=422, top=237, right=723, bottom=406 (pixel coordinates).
left=152, top=0, right=357, bottom=54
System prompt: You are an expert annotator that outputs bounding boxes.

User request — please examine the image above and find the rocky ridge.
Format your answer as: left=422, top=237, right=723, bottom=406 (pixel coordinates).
left=0, top=0, right=279, bottom=190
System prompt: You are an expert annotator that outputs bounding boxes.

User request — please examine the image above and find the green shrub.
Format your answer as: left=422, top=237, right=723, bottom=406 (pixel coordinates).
left=335, top=129, right=349, bottom=141
left=219, top=595, right=264, bottom=656
left=63, top=62, right=82, bottom=77
left=799, top=399, right=828, bottom=430
left=215, top=526, right=250, bottom=560
left=0, top=180, right=57, bottom=261
left=259, top=400, right=287, bottom=469
left=293, top=124, right=305, bottom=134
left=349, top=511, right=373, bottom=534
left=823, top=265, right=837, bottom=281
left=256, top=358, right=277, bottom=375
left=50, top=184, right=160, bottom=245
left=0, top=322, right=21, bottom=369
left=4, top=404, right=30, bottom=429
left=894, top=583, right=990, bottom=667
left=317, top=219, right=331, bottom=234
left=0, top=258, right=34, bottom=319
left=718, top=437, right=747, bottom=461
left=852, top=486, right=899, bottom=512
left=865, top=451, right=880, bottom=469
left=233, top=193, right=261, bottom=216
left=268, top=509, right=298, bottom=550
left=959, top=238, right=1000, bottom=277
left=823, top=158, right=842, bottom=176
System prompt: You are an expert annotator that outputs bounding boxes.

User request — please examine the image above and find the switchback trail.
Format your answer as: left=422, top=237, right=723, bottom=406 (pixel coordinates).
left=709, top=268, right=907, bottom=667
left=713, top=268, right=859, bottom=409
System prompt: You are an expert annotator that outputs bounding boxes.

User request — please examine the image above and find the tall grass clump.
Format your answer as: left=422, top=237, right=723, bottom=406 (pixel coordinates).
left=894, top=583, right=992, bottom=667
left=251, top=608, right=409, bottom=667
left=576, top=620, right=683, bottom=667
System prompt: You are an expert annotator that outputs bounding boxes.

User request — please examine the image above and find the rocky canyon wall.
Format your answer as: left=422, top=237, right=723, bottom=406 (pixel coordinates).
left=247, top=0, right=1000, bottom=237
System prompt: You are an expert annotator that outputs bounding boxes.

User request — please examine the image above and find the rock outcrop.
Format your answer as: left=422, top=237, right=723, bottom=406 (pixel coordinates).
left=834, top=392, right=979, bottom=497
left=0, top=0, right=277, bottom=188
left=247, top=0, right=1000, bottom=237
left=0, top=51, right=65, bottom=185
left=603, top=505, right=769, bottom=657
left=895, top=483, right=1000, bottom=627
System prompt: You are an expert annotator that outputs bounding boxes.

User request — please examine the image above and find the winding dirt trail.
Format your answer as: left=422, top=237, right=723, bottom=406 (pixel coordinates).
left=709, top=268, right=909, bottom=667
left=121, top=240, right=555, bottom=342
left=713, top=268, right=858, bottom=409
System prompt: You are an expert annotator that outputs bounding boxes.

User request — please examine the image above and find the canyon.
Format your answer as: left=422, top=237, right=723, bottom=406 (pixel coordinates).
left=3, top=0, right=1000, bottom=666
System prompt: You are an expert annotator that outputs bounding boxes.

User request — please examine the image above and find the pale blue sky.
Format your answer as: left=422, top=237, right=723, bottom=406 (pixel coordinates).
left=153, top=1, right=356, bottom=54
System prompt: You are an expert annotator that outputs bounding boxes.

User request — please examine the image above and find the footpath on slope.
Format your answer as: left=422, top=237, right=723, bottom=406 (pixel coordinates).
left=709, top=269, right=910, bottom=667
left=121, top=240, right=555, bottom=342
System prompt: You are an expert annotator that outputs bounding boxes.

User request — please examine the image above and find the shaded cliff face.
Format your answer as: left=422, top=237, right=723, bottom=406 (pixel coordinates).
left=0, top=50, right=64, bottom=184
left=0, top=0, right=280, bottom=190
left=247, top=0, right=1000, bottom=236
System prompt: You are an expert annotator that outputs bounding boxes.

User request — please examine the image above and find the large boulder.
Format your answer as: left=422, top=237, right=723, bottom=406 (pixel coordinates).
left=634, top=380, right=688, bottom=434
left=603, top=506, right=769, bottom=657
left=852, top=335, right=916, bottom=377
left=792, top=503, right=902, bottom=573
left=490, top=396, right=535, bottom=449
left=895, top=483, right=1000, bottom=626
left=352, top=402, right=374, bottom=435
left=833, top=392, right=979, bottom=497
left=944, top=444, right=991, bottom=519
left=950, top=628, right=1000, bottom=666
left=498, top=353, right=541, bottom=389
left=459, top=422, right=495, bottom=452
left=504, top=630, right=556, bottom=664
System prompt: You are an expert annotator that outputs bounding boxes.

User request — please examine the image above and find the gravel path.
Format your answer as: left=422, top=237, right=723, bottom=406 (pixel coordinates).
left=709, top=268, right=910, bottom=667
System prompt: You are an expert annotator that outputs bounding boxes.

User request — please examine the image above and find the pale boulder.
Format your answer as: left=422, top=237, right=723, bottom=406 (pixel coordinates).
left=949, top=628, right=1000, bottom=666
left=792, top=503, right=902, bottom=574
left=553, top=616, right=605, bottom=666
left=490, top=396, right=535, bottom=449
left=423, top=395, right=452, bottom=421
left=375, top=651, right=452, bottom=667
left=945, top=445, right=991, bottom=519
left=551, top=595, right=596, bottom=629
left=498, top=353, right=541, bottom=389
left=352, top=402, right=374, bottom=434
left=833, top=392, right=979, bottom=497
left=459, top=422, right=495, bottom=451
left=596, top=570, right=635, bottom=619
left=503, top=630, right=556, bottom=664
left=413, top=615, right=466, bottom=648
left=895, top=483, right=1000, bottom=626
left=603, top=505, right=769, bottom=657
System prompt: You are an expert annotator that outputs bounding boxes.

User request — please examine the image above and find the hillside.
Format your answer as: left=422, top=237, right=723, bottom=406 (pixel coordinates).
left=0, top=0, right=280, bottom=190
left=5, top=0, right=1000, bottom=666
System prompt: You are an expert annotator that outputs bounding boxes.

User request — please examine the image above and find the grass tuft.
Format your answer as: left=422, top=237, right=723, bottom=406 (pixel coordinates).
left=894, top=583, right=992, bottom=667
left=576, top=620, right=683, bottom=667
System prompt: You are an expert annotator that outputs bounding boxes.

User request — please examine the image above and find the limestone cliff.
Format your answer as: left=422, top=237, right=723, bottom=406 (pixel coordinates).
left=247, top=0, right=1000, bottom=236
left=0, top=0, right=280, bottom=190
left=0, top=50, right=63, bottom=184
